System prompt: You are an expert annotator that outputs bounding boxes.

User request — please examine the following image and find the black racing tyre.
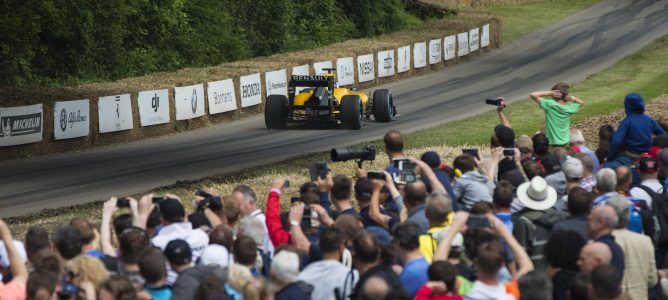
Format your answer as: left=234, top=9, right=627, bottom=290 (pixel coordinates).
left=341, top=95, right=363, bottom=130
left=265, top=95, right=288, bottom=129
left=372, top=89, right=393, bottom=123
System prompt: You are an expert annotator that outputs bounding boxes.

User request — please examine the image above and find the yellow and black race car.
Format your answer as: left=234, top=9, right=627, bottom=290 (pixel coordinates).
left=264, top=68, right=396, bottom=129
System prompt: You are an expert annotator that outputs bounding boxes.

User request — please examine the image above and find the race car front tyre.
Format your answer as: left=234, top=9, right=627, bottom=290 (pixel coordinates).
left=341, top=95, right=363, bottom=130
left=265, top=95, right=288, bottom=129
left=372, top=89, right=393, bottom=123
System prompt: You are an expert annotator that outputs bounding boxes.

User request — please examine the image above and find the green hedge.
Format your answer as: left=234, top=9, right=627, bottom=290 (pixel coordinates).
left=0, top=0, right=443, bottom=87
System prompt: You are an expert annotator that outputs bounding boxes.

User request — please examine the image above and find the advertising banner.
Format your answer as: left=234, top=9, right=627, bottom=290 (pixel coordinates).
left=336, top=57, right=355, bottom=86
left=458, top=32, right=469, bottom=57
left=444, top=35, right=457, bottom=61
left=240, top=73, right=262, bottom=108
left=292, top=64, right=309, bottom=94
left=207, top=80, right=237, bottom=115
left=429, top=38, right=442, bottom=65
left=99, top=94, right=133, bottom=133
left=174, top=84, right=205, bottom=120
left=265, top=69, right=288, bottom=97
left=0, top=104, right=43, bottom=146
left=54, top=99, right=89, bottom=140
left=357, top=54, right=375, bottom=83
left=470, top=28, right=480, bottom=52
left=481, top=24, right=490, bottom=48
left=397, top=45, right=410, bottom=73
left=414, top=42, right=427, bottom=68
left=138, top=89, right=170, bottom=127
left=377, top=50, right=395, bottom=78
left=313, top=61, right=333, bottom=75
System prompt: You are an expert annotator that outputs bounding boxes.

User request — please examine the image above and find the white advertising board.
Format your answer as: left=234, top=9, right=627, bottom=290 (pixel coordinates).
left=444, top=35, right=457, bottom=61
left=54, top=99, right=89, bottom=140
left=292, top=64, right=309, bottom=94
left=99, top=94, right=133, bottom=133
left=377, top=50, right=395, bottom=78
left=357, top=54, right=375, bottom=83
left=207, top=79, right=237, bottom=115
left=336, top=57, right=355, bottom=86
left=458, top=32, right=469, bottom=57
left=265, top=69, right=288, bottom=97
left=313, top=61, right=333, bottom=75
left=470, top=28, right=480, bottom=52
left=397, top=45, right=410, bottom=73
left=138, top=89, right=170, bottom=127
left=0, top=104, right=43, bottom=146
left=481, top=24, right=490, bottom=48
left=413, top=42, right=427, bottom=68
left=174, top=84, right=205, bottom=120
left=429, top=39, right=442, bottom=65
left=240, top=73, right=262, bottom=108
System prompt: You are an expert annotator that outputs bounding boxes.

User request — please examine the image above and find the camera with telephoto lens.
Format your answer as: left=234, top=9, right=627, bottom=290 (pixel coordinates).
left=331, top=144, right=376, bottom=166
left=393, top=159, right=417, bottom=184
left=196, top=190, right=223, bottom=212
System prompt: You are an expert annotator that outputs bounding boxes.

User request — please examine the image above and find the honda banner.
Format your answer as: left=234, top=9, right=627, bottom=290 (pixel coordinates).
left=240, top=73, right=262, bottom=108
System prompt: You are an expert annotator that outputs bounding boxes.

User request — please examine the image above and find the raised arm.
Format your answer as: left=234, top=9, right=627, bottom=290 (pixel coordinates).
left=370, top=179, right=391, bottom=229
left=530, top=91, right=556, bottom=104
left=266, top=178, right=290, bottom=247
left=496, top=98, right=511, bottom=128
left=488, top=214, right=534, bottom=277
left=433, top=211, right=469, bottom=261
left=566, top=95, right=585, bottom=108
left=412, top=158, right=446, bottom=193
left=289, top=202, right=311, bottom=254
left=101, top=198, right=118, bottom=257
left=0, top=218, right=27, bottom=284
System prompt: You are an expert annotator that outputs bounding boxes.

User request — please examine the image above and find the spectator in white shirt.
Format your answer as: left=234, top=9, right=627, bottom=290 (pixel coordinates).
left=232, top=184, right=274, bottom=256
left=150, top=198, right=209, bottom=263
left=629, top=155, right=663, bottom=207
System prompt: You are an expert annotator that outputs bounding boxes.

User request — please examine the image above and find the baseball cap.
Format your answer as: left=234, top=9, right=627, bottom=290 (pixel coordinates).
left=159, top=198, right=185, bottom=223
left=199, top=244, right=230, bottom=268
left=164, top=239, right=192, bottom=265
left=639, top=154, right=659, bottom=173
left=0, top=240, right=27, bottom=268
left=494, top=125, right=516, bottom=148
left=355, top=178, right=372, bottom=201
left=540, top=153, right=562, bottom=174
left=562, top=156, right=584, bottom=180
left=366, top=226, right=391, bottom=247
left=516, top=135, right=533, bottom=153
left=421, top=151, right=441, bottom=169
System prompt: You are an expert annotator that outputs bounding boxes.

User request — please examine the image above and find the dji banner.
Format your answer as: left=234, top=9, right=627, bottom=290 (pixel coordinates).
left=313, top=61, right=333, bottom=76
left=174, top=84, right=205, bottom=120
left=458, top=32, right=469, bottom=57
left=240, top=73, right=262, bottom=108
left=265, top=69, right=288, bottom=97
left=0, top=104, right=43, bottom=147
left=429, top=38, right=442, bottom=65
left=99, top=94, right=133, bottom=133
left=357, top=54, right=374, bottom=83
left=377, top=50, right=395, bottom=78
left=397, top=45, right=410, bottom=73
left=413, top=42, right=427, bottom=68
left=54, top=99, right=89, bottom=140
left=138, top=89, right=170, bottom=127
left=336, top=57, right=355, bottom=86
left=207, top=79, right=237, bottom=115
left=470, top=28, right=480, bottom=52
left=444, top=35, right=457, bottom=61
left=481, top=24, right=490, bottom=48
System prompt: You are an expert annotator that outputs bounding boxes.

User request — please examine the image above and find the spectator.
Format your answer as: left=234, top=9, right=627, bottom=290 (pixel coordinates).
left=24, top=225, right=51, bottom=263
left=232, top=185, right=274, bottom=256
left=384, top=130, right=407, bottom=175
left=587, top=205, right=625, bottom=274
left=512, top=176, right=564, bottom=270
left=571, top=128, right=600, bottom=172
left=70, top=217, right=103, bottom=258
left=223, top=196, right=241, bottom=229
left=629, top=154, right=663, bottom=207
left=596, top=125, right=615, bottom=163
left=609, top=93, right=667, bottom=161
left=66, top=255, right=109, bottom=292
left=138, top=247, right=172, bottom=300
left=577, top=242, right=612, bottom=273
left=533, top=133, right=550, bottom=158
left=393, top=223, right=430, bottom=297
left=359, top=276, right=391, bottom=300
left=530, top=83, right=585, bottom=147
left=150, top=198, right=209, bottom=263
left=193, top=276, right=228, bottom=300
left=364, top=177, right=399, bottom=230
left=208, top=225, right=234, bottom=253
left=31, top=250, right=62, bottom=277
left=419, top=192, right=456, bottom=262
left=592, top=167, right=643, bottom=233
left=606, top=195, right=657, bottom=300
left=52, top=224, right=84, bottom=262
left=26, top=270, right=59, bottom=300
left=199, top=244, right=230, bottom=269
left=552, top=187, right=591, bottom=240
left=516, top=135, right=534, bottom=162
left=166, top=239, right=227, bottom=300
left=298, top=227, right=358, bottom=300
left=421, top=151, right=458, bottom=210
left=544, top=230, right=586, bottom=300
left=453, top=154, right=494, bottom=210
left=265, top=178, right=292, bottom=248
left=556, top=156, right=584, bottom=212
left=404, top=181, right=430, bottom=233
left=233, top=236, right=260, bottom=278
left=661, top=149, right=668, bottom=191
left=99, top=275, right=136, bottom=300
left=328, top=175, right=357, bottom=217
left=576, top=153, right=597, bottom=192
left=352, top=232, right=408, bottom=299
left=541, top=153, right=567, bottom=198
left=272, top=248, right=313, bottom=300
left=105, top=227, right=150, bottom=288
left=0, top=239, right=27, bottom=283
left=493, top=181, right=514, bottom=234
left=0, top=219, right=28, bottom=299
left=616, top=165, right=633, bottom=196
left=414, top=261, right=462, bottom=300
left=239, top=216, right=271, bottom=276
left=588, top=265, right=624, bottom=300
left=518, top=270, right=552, bottom=300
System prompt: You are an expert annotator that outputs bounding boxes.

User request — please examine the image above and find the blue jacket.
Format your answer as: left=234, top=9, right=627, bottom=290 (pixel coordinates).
left=609, top=93, right=667, bottom=158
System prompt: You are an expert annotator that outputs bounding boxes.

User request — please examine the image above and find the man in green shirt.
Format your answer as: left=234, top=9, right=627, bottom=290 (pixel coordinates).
left=530, top=82, right=585, bottom=146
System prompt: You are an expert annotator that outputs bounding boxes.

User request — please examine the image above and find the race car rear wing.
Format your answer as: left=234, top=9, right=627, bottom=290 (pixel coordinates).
left=288, top=75, right=332, bottom=88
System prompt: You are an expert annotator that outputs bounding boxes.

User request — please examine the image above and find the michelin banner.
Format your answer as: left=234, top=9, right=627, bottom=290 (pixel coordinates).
left=429, top=39, right=442, bottom=65
left=397, top=45, right=410, bottom=73
left=481, top=24, right=490, bottom=48
left=54, top=99, right=89, bottom=140
left=444, top=35, right=456, bottom=61
left=174, top=84, right=205, bottom=120
left=265, top=69, right=288, bottom=97
left=357, top=54, right=375, bottom=83
left=336, top=57, right=355, bottom=86
left=414, top=42, right=427, bottom=68
left=240, top=73, right=262, bottom=108
left=138, top=89, right=170, bottom=127
left=0, top=104, right=43, bottom=146
left=313, top=61, right=333, bottom=75
left=458, top=32, right=469, bottom=57
left=99, top=94, right=133, bottom=133
left=207, top=79, right=237, bottom=115
left=470, top=28, right=480, bottom=52
left=377, top=50, right=395, bottom=78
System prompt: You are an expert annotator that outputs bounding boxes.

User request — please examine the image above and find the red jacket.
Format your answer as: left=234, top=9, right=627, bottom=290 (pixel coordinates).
left=414, top=286, right=462, bottom=300
left=266, top=190, right=290, bottom=247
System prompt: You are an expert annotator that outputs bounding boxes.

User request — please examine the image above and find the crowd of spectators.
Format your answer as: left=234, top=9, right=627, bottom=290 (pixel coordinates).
left=1, top=86, right=668, bottom=300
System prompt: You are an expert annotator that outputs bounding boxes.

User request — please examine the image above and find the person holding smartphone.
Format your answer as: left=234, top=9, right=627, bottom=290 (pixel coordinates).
left=530, top=82, right=585, bottom=148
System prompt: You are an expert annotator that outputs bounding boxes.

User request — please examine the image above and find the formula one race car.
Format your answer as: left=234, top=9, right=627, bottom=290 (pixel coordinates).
left=264, top=68, right=396, bottom=129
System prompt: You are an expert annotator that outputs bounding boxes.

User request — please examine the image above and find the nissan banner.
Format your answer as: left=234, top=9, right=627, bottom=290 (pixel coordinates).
left=357, top=54, right=375, bottom=83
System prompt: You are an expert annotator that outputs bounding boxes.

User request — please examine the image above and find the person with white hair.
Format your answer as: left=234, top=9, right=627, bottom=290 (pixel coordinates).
left=592, top=168, right=643, bottom=233
left=570, top=128, right=600, bottom=172
left=272, top=249, right=313, bottom=300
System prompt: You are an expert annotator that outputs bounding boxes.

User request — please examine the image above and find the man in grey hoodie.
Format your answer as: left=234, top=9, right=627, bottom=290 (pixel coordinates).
left=453, top=154, right=495, bottom=211
left=298, top=227, right=358, bottom=300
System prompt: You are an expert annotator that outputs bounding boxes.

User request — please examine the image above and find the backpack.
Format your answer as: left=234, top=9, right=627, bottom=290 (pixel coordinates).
left=637, top=185, right=668, bottom=247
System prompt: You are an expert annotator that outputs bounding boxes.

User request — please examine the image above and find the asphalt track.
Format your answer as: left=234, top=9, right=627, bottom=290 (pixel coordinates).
left=2, top=0, right=668, bottom=217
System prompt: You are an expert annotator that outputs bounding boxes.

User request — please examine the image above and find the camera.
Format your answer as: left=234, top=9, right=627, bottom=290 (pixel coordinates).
left=462, top=148, right=479, bottom=158
left=309, top=160, right=329, bottom=181
left=503, top=148, right=515, bottom=157
left=485, top=98, right=503, bottom=106
left=367, top=171, right=385, bottom=180
left=466, top=215, right=491, bottom=229
left=290, top=197, right=317, bottom=229
left=331, top=144, right=376, bottom=166
left=393, top=159, right=417, bottom=184
left=152, top=195, right=166, bottom=205
left=196, top=189, right=223, bottom=212
left=116, top=197, right=130, bottom=208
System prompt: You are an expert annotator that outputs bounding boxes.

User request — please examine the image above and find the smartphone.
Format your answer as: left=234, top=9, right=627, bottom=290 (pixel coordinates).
left=503, top=148, right=515, bottom=157
left=309, top=161, right=329, bottom=182
left=485, top=98, right=502, bottom=106
left=290, top=197, right=301, bottom=203
left=367, top=171, right=385, bottom=180
left=284, top=180, right=290, bottom=188
left=462, top=148, right=479, bottom=158
left=466, top=215, right=491, bottom=229
left=152, top=195, right=166, bottom=205
left=117, top=197, right=130, bottom=208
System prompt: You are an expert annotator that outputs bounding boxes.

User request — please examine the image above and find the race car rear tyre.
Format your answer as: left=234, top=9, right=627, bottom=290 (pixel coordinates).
left=265, top=95, right=288, bottom=129
left=372, top=89, right=393, bottom=123
left=341, top=95, right=363, bottom=130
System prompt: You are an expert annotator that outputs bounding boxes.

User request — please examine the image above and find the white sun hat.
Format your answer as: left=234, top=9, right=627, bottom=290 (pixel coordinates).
left=516, top=176, right=557, bottom=211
